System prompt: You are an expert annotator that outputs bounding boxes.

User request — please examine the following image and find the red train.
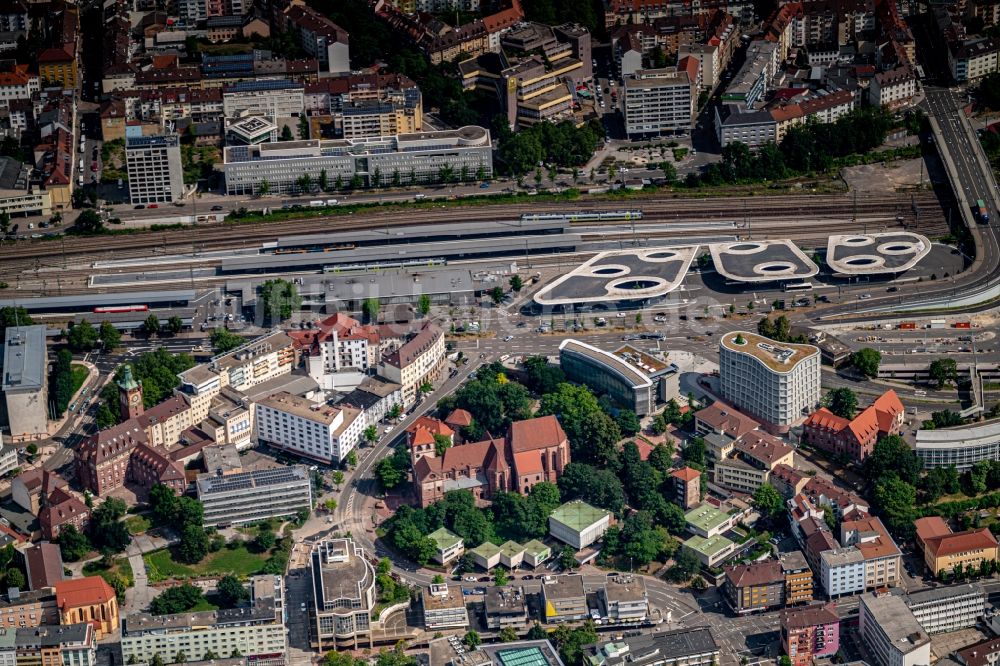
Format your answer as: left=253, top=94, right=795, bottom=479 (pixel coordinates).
left=93, top=305, right=149, bottom=313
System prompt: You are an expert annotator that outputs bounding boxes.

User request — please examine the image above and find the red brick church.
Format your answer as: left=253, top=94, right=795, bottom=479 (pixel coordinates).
left=410, top=412, right=570, bottom=507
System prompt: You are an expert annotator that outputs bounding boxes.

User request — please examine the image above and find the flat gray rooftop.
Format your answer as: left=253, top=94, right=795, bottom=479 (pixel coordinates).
left=325, top=267, right=480, bottom=303
left=0, top=290, right=195, bottom=311
left=276, top=217, right=568, bottom=248
left=709, top=240, right=818, bottom=283
left=826, top=232, right=931, bottom=274
left=534, top=247, right=697, bottom=306
left=2, top=325, right=46, bottom=392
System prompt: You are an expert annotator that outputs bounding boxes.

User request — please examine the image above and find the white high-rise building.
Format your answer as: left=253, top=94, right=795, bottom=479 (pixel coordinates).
left=718, top=331, right=820, bottom=431
left=125, top=134, right=184, bottom=205
left=623, top=68, right=696, bottom=138
left=254, top=391, right=364, bottom=465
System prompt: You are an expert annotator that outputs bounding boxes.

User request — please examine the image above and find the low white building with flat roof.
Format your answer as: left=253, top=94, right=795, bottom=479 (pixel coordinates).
left=1, top=325, right=48, bottom=440
left=549, top=500, right=612, bottom=550
left=421, top=584, right=469, bottom=631
left=254, top=392, right=364, bottom=465
left=223, top=126, right=492, bottom=196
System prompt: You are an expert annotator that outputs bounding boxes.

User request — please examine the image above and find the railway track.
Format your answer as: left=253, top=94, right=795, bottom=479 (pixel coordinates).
left=8, top=203, right=950, bottom=297
left=0, top=191, right=947, bottom=272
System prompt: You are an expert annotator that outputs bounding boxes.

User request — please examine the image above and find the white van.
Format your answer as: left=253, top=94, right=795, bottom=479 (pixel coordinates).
left=309, top=200, right=324, bottom=207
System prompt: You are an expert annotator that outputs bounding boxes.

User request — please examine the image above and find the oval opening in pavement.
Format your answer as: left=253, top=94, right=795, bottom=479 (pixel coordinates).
left=843, top=236, right=871, bottom=245
left=883, top=245, right=910, bottom=251
left=612, top=279, right=658, bottom=290
left=646, top=251, right=677, bottom=259
left=729, top=243, right=761, bottom=251
left=760, top=264, right=791, bottom=272
left=846, top=257, right=878, bottom=265
left=593, top=267, right=625, bottom=275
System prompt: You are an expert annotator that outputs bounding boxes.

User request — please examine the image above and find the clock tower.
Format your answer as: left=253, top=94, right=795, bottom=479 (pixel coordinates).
left=118, top=365, right=144, bottom=422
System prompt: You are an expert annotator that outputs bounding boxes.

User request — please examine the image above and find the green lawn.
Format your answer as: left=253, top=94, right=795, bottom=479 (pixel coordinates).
left=189, top=598, right=219, bottom=612
left=83, top=557, right=134, bottom=587
left=70, top=364, right=88, bottom=396
left=144, top=543, right=270, bottom=582
left=125, top=515, right=151, bottom=535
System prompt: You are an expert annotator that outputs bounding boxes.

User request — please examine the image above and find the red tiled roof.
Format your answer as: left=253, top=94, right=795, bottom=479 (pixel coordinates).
left=38, top=47, right=73, bottom=63
left=55, top=576, right=115, bottom=608
left=957, top=637, right=1000, bottom=666
left=735, top=431, right=793, bottom=466
left=914, top=516, right=950, bottom=544
left=872, top=389, right=904, bottom=432
left=671, top=466, right=701, bottom=482
left=725, top=560, right=784, bottom=588
left=925, top=528, right=998, bottom=558
left=780, top=601, right=838, bottom=629
left=804, top=407, right=850, bottom=433
left=509, top=415, right=567, bottom=453
left=513, top=450, right=544, bottom=475
left=695, top=401, right=759, bottom=438
left=444, top=409, right=474, bottom=428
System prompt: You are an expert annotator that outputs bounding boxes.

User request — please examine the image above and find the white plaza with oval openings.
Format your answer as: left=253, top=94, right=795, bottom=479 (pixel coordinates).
left=533, top=246, right=699, bottom=306
left=825, top=232, right=931, bottom=275
left=709, top=240, right=819, bottom=282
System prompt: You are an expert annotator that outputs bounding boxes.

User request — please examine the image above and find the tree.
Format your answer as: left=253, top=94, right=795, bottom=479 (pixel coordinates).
left=523, top=356, right=565, bottom=395
left=418, top=294, right=431, bottom=317
left=74, top=209, right=105, bottom=234
left=258, top=180, right=270, bottom=196
left=499, top=627, right=519, bottom=642
left=258, top=279, right=301, bottom=324
left=493, top=568, right=509, bottom=586
left=67, top=320, right=99, bottom=351
left=298, top=115, right=309, bottom=139
left=665, top=547, right=700, bottom=582
left=823, top=388, right=858, bottom=419
left=929, top=358, right=958, bottom=389
left=216, top=575, right=247, bottom=608
left=143, top=314, right=160, bottom=337
left=150, top=584, right=205, bottom=615
left=661, top=161, right=677, bottom=183
left=376, top=446, right=411, bottom=490
left=558, top=463, right=626, bottom=515
left=210, top=327, right=243, bottom=353
left=866, top=435, right=922, bottom=486
left=615, top=410, right=641, bottom=436
left=681, top=437, right=706, bottom=469
left=167, top=316, right=184, bottom=335
left=364, top=425, right=379, bottom=444
left=177, top=524, right=209, bottom=564
left=874, top=477, right=918, bottom=539
left=490, top=286, right=505, bottom=304
left=149, top=484, right=180, bottom=526
left=99, top=321, right=121, bottom=351
left=332, top=470, right=344, bottom=488
left=57, top=525, right=90, bottom=561
left=280, top=125, right=294, bottom=141
left=463, top=631, right=481, bottom=649
left=509, top=275, right=524, bottom=292
left=434, top=433, right=451, bottom=457
left=851, top=348, right=882, bottom=378
left=526, top=624, right=548, bottom=640
left=752, top=484, right=785, bottom=520
left=4, top=568, right=25, bottom=591
left=362, top=298, right=380, bottom=323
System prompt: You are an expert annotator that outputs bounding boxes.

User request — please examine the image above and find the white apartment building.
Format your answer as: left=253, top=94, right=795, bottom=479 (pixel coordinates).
left=202, top=388, right=254, bottom=450
left=196, top=464, right=312, bottom=527
left=16, top=624, right=95, bottom=666
left=177, top=331, right=295, bottom=424
left=841, top=517, right=901, bottom=591
left=715, top=104, right=777, bottom=149
left=902, top=583, right=985, bottom=635
left=120, top=576, right=286, bottom=665
left=719, top=331, right=820, bottom=430
left=679, top=42, right=721, bottom=90
left=623, top=68, right=695, bottom=138
left=254, top=392, right=364, bottom=465
left=311, top=538, right=376, bottom=650
left=0, top=65, right=38, bottom=109
left=859, top=592, right=931, bottom=666
left=0, top=446, right=16, bottom=478
left=223, top=126, right=492, bottom=196
left=125, top=134, right=184, bottom=205
left=868, top=65, right=918, bottom=109
left=379, top=322, right=446, bottom=405
left=950, top=37, right=999, bottom=82
left=820, top=548, right=866, bottom=598
left=295, top=313, right=377, bottom=391
left=222, top=80, right=306, bottom=118
left=421, top=584, right=470, bottom=631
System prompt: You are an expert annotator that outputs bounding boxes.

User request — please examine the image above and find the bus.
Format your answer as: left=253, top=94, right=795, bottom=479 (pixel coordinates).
left=783, top=282, right=814, bottom=292
left=976, top=199, right=990, bottom=223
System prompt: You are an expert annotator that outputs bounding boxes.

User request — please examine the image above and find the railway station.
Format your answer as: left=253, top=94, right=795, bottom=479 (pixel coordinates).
left=533, top=247, right=697, bottom=307
left=824, top=232, right=931, bottom=275
left=709, top=240, right=818, bottom=284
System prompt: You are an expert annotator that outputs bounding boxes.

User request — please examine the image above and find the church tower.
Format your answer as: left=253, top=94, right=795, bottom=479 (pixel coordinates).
left=118, top=365, right=144, bottom=421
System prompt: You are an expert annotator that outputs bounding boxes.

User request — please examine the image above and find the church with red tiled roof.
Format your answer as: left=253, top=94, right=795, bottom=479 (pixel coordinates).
left=411, top=414, right=570, bottom=507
